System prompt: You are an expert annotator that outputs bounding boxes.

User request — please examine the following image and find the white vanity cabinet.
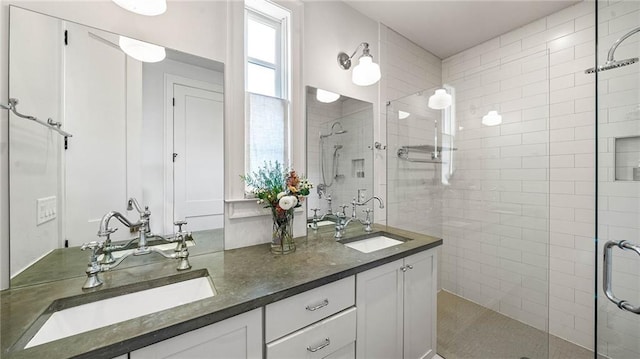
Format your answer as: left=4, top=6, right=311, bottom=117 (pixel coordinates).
left=265, top=276, right=356, bottom=359
left=355, top=249, right=437, bottom=359
left=130, top=308, right=262, bottom=359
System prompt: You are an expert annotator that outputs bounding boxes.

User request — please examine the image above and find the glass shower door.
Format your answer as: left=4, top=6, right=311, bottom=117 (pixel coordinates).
left=596, top=1, right=640, bottom=358
left=387, top=49, right=553, bottom=359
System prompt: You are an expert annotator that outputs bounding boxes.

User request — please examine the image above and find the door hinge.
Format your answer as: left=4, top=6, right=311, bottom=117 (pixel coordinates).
left=173, top=153, right=178, bottom=162
left=64, top=30, right=68, bottom=46
left=172, top=97, right=175, bottom=106
left=64, top=136, right=69, bottom=150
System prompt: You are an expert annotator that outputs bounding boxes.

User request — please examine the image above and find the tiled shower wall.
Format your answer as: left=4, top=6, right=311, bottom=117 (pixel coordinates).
left=441, top=0, right=596, bottom=349
left=381, top=25, right=443, bottom=238
left=596, top=0, right=640, bottom=357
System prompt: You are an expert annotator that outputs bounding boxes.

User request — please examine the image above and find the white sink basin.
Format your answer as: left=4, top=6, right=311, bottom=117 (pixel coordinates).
left=26, top=276, right=215, bottom=348
left=343, top=236, right=404, bottom=253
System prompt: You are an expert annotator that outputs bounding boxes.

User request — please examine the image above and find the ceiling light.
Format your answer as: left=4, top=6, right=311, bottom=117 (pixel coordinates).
left=427, top=89, right=452, bottom=110
left=112, top=0, right=166, bottom=16
left=119, top=36, right=166, bottom=63
left=482, top=110, right=502, bottom=126
left=338, top=42, right=381, bottom=86
left=316, top=89, right=340, bottom=103
left=398, top=111, right=410, bottom=119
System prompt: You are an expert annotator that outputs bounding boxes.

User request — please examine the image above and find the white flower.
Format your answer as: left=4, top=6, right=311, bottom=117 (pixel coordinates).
left=279, top=195, right=296, bottom=210
left=277, top=192, right=286, bottom=200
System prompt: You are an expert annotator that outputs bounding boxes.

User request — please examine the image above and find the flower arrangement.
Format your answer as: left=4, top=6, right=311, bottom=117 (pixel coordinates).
left=242, top=161, right=312, bottom=254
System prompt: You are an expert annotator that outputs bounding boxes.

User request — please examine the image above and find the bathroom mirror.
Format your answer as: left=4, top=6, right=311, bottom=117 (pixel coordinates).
left=8, top=7, right=224, bottom=287
left=305, top=86, right=374, bottom=227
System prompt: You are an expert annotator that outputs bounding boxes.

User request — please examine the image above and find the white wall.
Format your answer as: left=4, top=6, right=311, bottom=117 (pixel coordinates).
left=441, top=0, right=596, bottom=349
left=8, top=7, right=62, bottom=276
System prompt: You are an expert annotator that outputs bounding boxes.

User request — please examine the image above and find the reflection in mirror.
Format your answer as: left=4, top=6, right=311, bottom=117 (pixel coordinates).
left=305, top=87, right=374, bottom=228
left=8, top=7, right=224, bottom=287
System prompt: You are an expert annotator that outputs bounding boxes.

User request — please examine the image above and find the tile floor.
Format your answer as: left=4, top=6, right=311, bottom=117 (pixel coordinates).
left=437, top=291, right=594, bottom=359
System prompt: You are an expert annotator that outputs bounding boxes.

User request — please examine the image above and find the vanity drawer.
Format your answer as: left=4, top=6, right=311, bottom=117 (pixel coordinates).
left=266, top=276, right=355, bottom=342
left=266, top=307, right=356, bottom=359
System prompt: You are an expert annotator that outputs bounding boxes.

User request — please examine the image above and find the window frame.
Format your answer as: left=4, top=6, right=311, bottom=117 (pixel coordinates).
left=243, top=0, right=292, bottom=194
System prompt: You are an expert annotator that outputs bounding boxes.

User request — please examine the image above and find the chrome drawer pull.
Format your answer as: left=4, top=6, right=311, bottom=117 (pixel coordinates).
left=307, top=338, right=330, bottom=352
left=305, top=299, right=329, bottom=311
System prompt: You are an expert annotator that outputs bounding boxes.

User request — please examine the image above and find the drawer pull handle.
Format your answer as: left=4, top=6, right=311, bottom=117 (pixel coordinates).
left=307, top=338, right=330, bottom=352
left=305, top=299, right=329, bottom=311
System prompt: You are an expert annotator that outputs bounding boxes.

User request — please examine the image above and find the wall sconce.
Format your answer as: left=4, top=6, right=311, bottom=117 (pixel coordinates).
left=337, top=42, right=381, bottom=86
left=119, top=36, right=166, bottom=63
left=482, top=110, right=502, bottom=126
left=316, top=89, right=341, bottom=103
left=427, top=89, right=452, bottom=110
left=113, top=0, right=167, bottom=16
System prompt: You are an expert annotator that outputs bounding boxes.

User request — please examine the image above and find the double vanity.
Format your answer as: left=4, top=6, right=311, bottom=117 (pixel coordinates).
left=1, top=225, right=441, bottom=359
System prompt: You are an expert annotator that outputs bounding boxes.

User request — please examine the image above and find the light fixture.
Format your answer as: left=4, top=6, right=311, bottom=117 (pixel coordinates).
left=427, top=89, right=452, bottom=110
left=482, top=110, right=502, bottom=126
left=398, top=110, right=410, bottom=120
left=112, top=0, right=167, bottom=16
left=316, top=89, right=340, bottom=103
left=338, top=42, right=381, bottom=86
left=119, top=36, right=166, bottom=63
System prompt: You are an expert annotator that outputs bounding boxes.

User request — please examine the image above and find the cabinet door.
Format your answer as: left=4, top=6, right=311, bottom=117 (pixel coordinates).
left=403, top=250, right=436, bottom=359
left=131, top=308, right=262, bottom=359
left=355, top=259, right=404, bottom=359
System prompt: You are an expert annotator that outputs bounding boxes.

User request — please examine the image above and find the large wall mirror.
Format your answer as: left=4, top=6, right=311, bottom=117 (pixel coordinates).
left=305, top=86, right=374, bottom=226
left=9, top=7, right=224, bottom=287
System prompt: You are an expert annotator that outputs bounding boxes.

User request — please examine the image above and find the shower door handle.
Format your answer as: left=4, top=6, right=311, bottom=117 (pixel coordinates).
left=603, top=240, right=640, bottom=314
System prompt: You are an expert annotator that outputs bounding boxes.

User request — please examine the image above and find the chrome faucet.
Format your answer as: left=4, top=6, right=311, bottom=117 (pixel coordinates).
left=334, top=196, right=384, bottom=238
left=334, top=202, right=357, bottom=239
left=80, top=198, right=194, bottom=289
left=97, top=198, right=152, bottom=264
left=356, top=196, right=385, bottom=209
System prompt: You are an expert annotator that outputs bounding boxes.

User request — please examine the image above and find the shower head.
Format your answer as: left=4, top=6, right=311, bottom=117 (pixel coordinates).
left=585, top=58, right=639, bottom=73
left=320, top=121, right=348, bottom=138
left=334, top=144, right=343, bottom=150
left=585, top=26, right=640, bottom=74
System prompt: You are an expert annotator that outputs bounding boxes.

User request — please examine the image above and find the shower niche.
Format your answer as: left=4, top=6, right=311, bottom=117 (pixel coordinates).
left=305, top=86, right=374, bottom=220
left=615, top=136, right=640, bottom=181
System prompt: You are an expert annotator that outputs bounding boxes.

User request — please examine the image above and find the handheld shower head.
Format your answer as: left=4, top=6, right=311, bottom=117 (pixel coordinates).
left=585, top=58, right=639, bottom=73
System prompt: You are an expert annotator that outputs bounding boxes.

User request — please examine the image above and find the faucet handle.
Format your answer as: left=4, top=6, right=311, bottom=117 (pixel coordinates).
left=338, top=204, right=348, bottom=215
left=311, top=208, right=320, bottom=218
left=174, top=220, right=188, bottom=232
left=81, top=240, right=104, bottom=252
left=97, top=227, right=118, bottom=237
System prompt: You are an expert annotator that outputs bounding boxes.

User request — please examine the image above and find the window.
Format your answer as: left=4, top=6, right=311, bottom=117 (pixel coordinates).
left=245, top=0, right=291, bottom=182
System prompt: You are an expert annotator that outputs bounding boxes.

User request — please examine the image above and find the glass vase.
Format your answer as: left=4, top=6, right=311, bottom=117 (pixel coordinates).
left=271, top=208, right=295, bottom=254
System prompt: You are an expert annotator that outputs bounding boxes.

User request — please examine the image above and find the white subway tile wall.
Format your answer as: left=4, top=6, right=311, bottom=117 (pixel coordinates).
left=596, top=1, right=640, bottom=358
left=441, top=0, right=596, bottom=350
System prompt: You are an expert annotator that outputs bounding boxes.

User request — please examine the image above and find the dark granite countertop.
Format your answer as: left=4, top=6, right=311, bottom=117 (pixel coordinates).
left=1, top=225, right=442, bottom=359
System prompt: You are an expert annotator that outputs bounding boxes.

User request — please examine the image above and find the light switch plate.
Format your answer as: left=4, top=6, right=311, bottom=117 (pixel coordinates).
left=37, top=196, right=57, bottom=226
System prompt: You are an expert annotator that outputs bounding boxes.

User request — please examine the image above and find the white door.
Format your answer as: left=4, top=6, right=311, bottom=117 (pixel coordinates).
left=63, top=24, right=133, bottom=246
left=172, top=84, right=224, bottom=232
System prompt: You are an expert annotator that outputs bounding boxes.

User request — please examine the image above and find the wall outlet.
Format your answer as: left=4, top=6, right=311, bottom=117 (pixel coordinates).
left=36, top=196, right=57, bottom=226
